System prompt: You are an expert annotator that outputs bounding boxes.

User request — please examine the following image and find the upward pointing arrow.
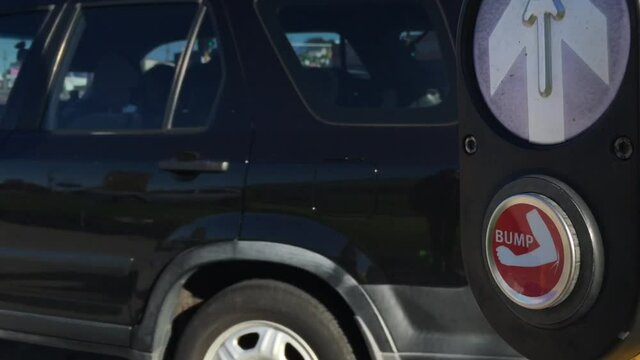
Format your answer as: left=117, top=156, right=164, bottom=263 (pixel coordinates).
left=488, top=0, right=609, bottom=144
left=522, top=0, right=565, bottom=97
left=523, top=0, right=565, bottom=23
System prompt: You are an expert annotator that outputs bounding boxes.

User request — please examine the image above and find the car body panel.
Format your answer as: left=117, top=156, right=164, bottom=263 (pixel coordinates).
left=0, top=0, right=252, bottom=324
left=0, top=0, right=523, bottom=359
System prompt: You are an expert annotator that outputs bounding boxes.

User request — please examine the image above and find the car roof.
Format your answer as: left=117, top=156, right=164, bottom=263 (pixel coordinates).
left=0, top=0, right=59, bottom=10
left=0, top=0, right=200, bottom=13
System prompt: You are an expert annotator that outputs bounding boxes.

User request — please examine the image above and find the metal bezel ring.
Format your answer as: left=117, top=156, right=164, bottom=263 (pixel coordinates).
left=485, top=193, right=581, bottom=310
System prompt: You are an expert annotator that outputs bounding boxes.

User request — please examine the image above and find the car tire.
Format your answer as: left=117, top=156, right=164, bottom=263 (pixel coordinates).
left=174, top=279, right=357, bottom=360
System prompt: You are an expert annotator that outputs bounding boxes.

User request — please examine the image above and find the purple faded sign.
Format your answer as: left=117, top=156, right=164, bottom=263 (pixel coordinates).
left=473, top=0, right=630, bottom=144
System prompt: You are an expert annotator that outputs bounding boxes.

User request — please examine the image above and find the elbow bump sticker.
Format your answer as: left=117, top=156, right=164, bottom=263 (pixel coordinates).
left=486, top=194, right=580, bottom=309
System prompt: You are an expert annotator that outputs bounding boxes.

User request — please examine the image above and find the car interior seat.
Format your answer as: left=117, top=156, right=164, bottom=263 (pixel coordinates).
left=62, top=54, right=140, bottom=130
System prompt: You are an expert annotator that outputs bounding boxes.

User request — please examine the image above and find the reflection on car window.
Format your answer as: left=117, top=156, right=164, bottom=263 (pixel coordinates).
left=286, top=32, right=369, bottom=79
left=0, top=12, right=46, bottom=123
left=262, top=1, right=456, bottom=125
left=47, top=4, right=223, bottom=132
left=143, top=40, right=187, bottom=71
left=287, top=32, right=339, bottom=68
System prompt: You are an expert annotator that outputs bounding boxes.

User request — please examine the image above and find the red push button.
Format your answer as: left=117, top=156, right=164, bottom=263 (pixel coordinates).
left=486, top=194, right=580, bottom=309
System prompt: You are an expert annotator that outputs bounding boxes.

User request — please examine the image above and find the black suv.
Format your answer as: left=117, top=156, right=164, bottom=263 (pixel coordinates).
left=0, top=0, right=522, bottom=359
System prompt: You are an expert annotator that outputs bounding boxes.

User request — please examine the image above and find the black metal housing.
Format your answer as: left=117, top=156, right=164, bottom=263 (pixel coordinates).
left=458, top=0, right=640, bottom=358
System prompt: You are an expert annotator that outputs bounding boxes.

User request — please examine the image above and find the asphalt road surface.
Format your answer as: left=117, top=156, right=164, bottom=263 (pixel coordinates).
left=0, top=341, right=122, bottom=360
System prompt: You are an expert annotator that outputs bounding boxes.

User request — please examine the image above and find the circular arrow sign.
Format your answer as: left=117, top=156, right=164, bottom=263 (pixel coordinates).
left=473, top=0, right=630, bottom=145
left=486, top=194, right=580, bottom=309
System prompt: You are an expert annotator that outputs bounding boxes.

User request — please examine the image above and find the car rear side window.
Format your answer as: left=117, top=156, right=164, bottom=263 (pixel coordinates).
left=0, top=12, right=47, bottom=124
left=257, top=0, right=457, bottom=126
left=46, top=4, right=223, bottom=132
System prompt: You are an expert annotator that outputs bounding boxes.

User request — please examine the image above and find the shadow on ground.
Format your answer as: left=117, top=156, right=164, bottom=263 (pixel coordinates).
left=0, top=341, right=123, bottom=360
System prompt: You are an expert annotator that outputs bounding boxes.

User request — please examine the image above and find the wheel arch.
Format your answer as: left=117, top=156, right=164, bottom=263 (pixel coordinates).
left=131, top=241, right=395, bottom=360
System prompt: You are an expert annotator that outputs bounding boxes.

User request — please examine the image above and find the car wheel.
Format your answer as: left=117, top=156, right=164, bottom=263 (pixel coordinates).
left=174, top=279, right=357, bottom=360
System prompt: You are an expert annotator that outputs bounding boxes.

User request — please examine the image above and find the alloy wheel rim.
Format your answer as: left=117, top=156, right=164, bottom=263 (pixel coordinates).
left=203, top=320, right=319, bottom=360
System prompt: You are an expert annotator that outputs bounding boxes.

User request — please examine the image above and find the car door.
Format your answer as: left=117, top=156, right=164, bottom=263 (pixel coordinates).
left=250, top=0, right=462, bottom=284
left=241, top=0, right=506, bottom=357
left=0, top=0, right=250, bottom=328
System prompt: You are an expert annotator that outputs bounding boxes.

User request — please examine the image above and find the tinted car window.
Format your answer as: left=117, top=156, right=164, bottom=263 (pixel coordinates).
left=47, top=4, right=222, bottom=132
left=286, top=32, right=370, bottom=78
left=172, top=14, right=223, bottom=129
left=0, top=12, right=46, bottom=124
left=259, top=0, right=456, bottom=125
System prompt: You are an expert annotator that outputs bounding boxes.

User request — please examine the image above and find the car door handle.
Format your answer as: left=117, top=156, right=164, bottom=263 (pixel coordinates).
left=159, top=159, right=230, bottom=173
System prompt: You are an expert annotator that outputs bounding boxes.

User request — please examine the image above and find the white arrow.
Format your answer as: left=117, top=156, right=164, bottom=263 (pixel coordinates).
left=523, top=0, right=565, bottom=96
left=489, top=0, right=609, bottom=144
left=496, top=209, right=558, bottom=268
